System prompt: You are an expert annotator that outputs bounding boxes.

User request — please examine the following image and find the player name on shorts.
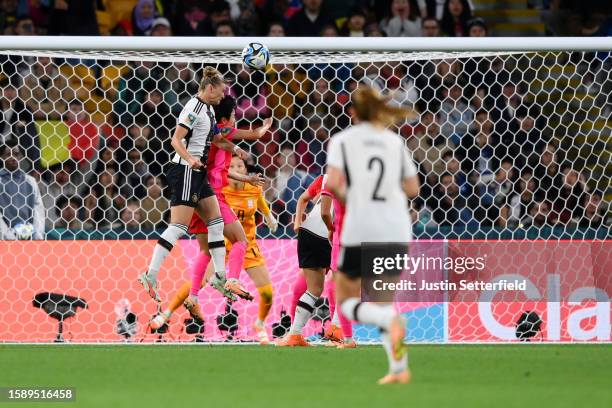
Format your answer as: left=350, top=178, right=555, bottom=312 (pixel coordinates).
left=372, top=279, right=528, bottom=292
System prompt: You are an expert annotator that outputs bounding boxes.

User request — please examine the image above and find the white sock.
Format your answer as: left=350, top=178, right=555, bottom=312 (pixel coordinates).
left=207, top=218, right=226, bottom=279
left=340, top=298, right=394, bottom=331
left=147, top=223, right=187, bottom=280
left=163, top=309, right=172, bottom=318
left=331, top=308, right=340, bottom=326
left=381, top=331, right=408, bottom=374
left=290, top=291, right=318, bottom=335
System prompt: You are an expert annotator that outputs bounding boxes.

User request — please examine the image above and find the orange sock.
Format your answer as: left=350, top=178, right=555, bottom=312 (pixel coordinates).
left=257, top=284, right=273, bottom=323
left=168, top=281, right=191, bottom=313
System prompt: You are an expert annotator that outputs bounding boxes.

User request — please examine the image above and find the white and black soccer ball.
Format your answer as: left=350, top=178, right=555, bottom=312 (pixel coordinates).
left=13, top=222, right=34, bottom=240
left=241, top=42, right=270, bottom=71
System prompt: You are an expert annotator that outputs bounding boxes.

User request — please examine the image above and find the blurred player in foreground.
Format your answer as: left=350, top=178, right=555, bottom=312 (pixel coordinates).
left=325, top=86, right=420, bottom=384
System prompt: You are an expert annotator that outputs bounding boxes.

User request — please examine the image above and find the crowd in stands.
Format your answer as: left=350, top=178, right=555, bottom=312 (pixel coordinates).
left=0, top=1, right=610, bottom=239
left=0, top=0, right=609, bottom=38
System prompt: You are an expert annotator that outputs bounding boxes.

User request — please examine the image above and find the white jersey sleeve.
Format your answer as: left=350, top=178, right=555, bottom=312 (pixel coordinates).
left=177, top=98, right=199, bottom=130
left=326, top=135, right=344, bottom=171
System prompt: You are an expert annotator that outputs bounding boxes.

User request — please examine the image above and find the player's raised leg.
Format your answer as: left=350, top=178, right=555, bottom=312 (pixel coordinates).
left=140, top=204, right=193, bottom=302
left=336, top=270, right=409, bottom=384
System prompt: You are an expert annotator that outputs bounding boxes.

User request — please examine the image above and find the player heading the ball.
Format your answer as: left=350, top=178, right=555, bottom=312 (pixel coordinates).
left=138, top=67, right=249, bottom=303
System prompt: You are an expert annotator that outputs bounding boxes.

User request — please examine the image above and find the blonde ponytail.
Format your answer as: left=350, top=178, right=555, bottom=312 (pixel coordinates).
left=352, top=85, right=413, bottom=126
left=199, top=66, right=225, bottom=90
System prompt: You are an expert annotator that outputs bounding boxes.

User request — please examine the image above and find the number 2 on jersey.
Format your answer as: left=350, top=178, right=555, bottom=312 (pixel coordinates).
left=368, top=156, right=386, bottom=201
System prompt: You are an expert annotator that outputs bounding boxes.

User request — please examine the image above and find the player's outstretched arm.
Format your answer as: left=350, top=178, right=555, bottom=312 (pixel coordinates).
left=212, top=133, right=248, bottom=159
left=233, top=118, right=273, bottom=141
left=228, top=170, right=265, bottom=187
left=257, top=192, right=277, bottom=233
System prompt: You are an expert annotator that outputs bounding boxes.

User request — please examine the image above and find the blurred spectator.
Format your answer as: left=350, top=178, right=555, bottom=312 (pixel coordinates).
left=440, top=0, right=473, bottom=37
left=441, top=150, right=468, bottom=196
left=0, top=143, right=45, bottom=239
left=175, top=1, right=207, bottom=36
left=287, top=0, right=334, bottom=37
left=428, top=172, right=470, bottom=227
left=114, top=60, right=160, bottom=127
left=233, top=68, right=270, bottom=121
left=149, top=17, right=172, bottom=36
left=54, top=195, right=82, bottom=230
left=141, top=175, right=169, bottom=230
left=20, top=57, right=74, bottom=120
left=120, top=149, right=149, bottom=200
left=234, top=0, right=258, bottom=36
left=132, top=0, right=157, bottom=36
left=439, top=83, right=472, bottom=146
left=47, top=0, right=99, bottom=35
left=579, top=191, right=608, bottom=228
left=321, top=23, right=339, bottom=36
left=91, top=169, right=125, bottom=227
left=491, top=82, right=521, bottom=136
left=268, top=21, right=286, bottom=36
left=490, top=160, right=516, bottom=227
left=523, top=200, right=552, bottom=228
left=115, top=199, right=143, bottom=231
left=365, top=22, right=385, bottom=36
left=14, top=16, right=36, bottom=35
left=507, top=170, right=537, bottom=228
left=0, top=80, right=38, bottom=169
left=303, top=115, right=329, bottom=174
left=39, top=161, right=78, bottom=229
left=553, top=168, right=586, bottom=224
left=421, top=16, right=441, bottom=36
left=269, top=145, right=315, bottom=218
left=406, top=112, right=452, bottom=182
left=380, top=0, right=422, bottom=37
left=466, top=17, right=488, bottom=36
left=216, top=20, right=235, bottom=36
left=82, top=192, right=99, bottom=230
left=457, top=109, right=499, bottom=177
left=533, top=141, right=562, bottom=203
left=0, top=0, right=19, bottom=35
left=120, top=119, right=165, bottom=176
left=340, top=9, right=367, bottom=37
left=66, top=100, right=99, bottom=167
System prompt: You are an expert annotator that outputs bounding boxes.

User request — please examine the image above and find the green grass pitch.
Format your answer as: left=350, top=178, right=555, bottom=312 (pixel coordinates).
left=1, top=344, right=611, bottom=408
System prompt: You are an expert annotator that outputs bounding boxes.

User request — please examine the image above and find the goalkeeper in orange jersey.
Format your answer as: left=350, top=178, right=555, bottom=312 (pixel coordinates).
left=150, top=155, right=277, bottom=344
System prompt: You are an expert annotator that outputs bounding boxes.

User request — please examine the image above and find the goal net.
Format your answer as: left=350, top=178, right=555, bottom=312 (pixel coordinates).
left=0, top=39, right=610, bottom=343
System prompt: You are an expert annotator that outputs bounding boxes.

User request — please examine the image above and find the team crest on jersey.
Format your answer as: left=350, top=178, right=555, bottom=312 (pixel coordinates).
left=191, top=193, right=198, bottom=203
left=247, top=199, right=254, bottom=208
left=187, top=112, right=197, bottom=125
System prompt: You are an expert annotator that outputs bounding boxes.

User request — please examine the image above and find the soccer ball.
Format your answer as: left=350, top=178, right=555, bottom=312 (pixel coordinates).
left=13, top=222, right=34, bottom=240
left=241, top=42, right=270, bottom=71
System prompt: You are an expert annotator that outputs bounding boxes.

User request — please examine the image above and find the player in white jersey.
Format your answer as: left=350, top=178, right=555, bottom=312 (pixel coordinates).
left=139, top=67, right=250, bottom=303
left=325, top=86, right=420, bottom=384
left=276, top=174, right=333, bottom=346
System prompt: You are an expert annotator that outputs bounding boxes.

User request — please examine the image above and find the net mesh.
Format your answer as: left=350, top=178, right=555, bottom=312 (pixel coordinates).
left=0, top=48, right=610, bottom=343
